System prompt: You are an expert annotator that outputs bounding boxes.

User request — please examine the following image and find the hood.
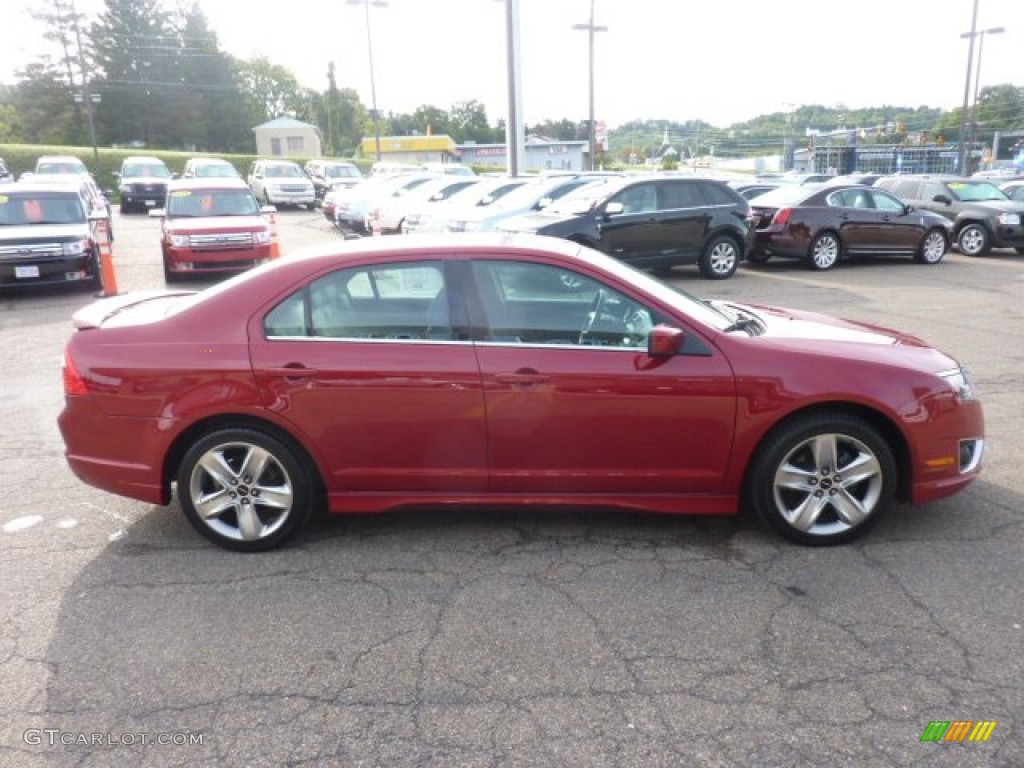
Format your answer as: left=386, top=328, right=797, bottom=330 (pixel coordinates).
left=164, top=215, right=268, bottom=233
left=964, top=199, right=1024, bottom=214
left=499, top=211, right=576, bottom=233
left=717, top=301, right=930, bottom=347
left=72, top=290, right=195, bottom=330
left=0, top=222, right=90, bottom=241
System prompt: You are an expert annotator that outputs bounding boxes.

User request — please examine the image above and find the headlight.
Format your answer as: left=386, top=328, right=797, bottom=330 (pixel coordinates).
left=997, top=212, right=1020, bottom=226
left=62, top=239, right=90, bottom=255
left=254, top=230, right=271, bottom=244
left=169, top=234, right=189, bottom=247
left=940, top=366, right=976, bottom=400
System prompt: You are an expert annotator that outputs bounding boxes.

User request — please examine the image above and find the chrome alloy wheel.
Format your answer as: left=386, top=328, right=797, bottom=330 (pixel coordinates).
left=771, top=432, right=884, bottom=538
left=188, top=441, right=294, bottom=543
left=919, top=230, right=947, bottom=263
left=810, top=234, right=840, bottom=269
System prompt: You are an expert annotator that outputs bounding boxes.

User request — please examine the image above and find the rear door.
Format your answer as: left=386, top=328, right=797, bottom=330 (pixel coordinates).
left=249, top=259, right=488, bottom=493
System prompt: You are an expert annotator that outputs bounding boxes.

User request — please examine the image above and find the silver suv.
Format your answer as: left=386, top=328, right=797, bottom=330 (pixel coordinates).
left=247, top=160, right=316, bottom=209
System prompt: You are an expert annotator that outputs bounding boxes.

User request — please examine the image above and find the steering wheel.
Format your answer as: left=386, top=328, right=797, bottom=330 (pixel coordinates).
left=578, top=289, right=606, bottom=344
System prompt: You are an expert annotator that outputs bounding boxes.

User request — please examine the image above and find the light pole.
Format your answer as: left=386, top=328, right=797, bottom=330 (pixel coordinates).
left=956, top=0, right=980, bottom=175
left=572, top=0, right=607, bottom=171
left=348, top=0, right=388, bottom=162
left=966, top=25, right=1005, bottom=162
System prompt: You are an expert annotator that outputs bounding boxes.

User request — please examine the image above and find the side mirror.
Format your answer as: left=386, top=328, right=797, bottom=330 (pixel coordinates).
left=647, top=325, right=685, bottom=358
left=604, top=201, right=625, bottom=216
left=147, top=208, right=165, bottom=218
left=536, top=196, right=553, bottom=209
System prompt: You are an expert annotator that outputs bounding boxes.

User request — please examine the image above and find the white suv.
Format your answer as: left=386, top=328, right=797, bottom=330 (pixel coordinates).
left=247, top=160, right=316, bottom=209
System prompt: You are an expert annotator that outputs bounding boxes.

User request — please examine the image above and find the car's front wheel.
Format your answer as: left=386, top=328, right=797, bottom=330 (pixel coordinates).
left=698, top=235, right=739, bottom=279
left=915, top=228, right=948, bottom=264
left=957, top=223, right=990, bottom=256
left=747, top=413, right=896, bottom=546
left=177, top=427, right=313, bottom=552
left=808, top=231, right=841, bottom=270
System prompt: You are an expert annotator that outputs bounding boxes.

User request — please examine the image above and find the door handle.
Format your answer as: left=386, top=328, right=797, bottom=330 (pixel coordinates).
left=495, top=370, right=550, bottom=386
left=263, top=364, right=318, bottom=380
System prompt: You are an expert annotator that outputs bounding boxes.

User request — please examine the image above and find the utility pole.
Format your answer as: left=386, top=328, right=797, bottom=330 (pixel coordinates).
left=69, top=0, right=100, bottom=164
left=572, top=0, right=607, bottom=171
left=956, top=0, right=980, bottom=175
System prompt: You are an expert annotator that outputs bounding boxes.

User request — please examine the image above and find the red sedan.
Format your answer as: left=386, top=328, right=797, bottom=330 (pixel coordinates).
left=58, top=235, right=984, bottom=551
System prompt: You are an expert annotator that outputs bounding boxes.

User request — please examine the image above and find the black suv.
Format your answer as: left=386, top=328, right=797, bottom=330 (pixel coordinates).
left=116, top=156, right=173, bottom=214
left=875, top=175, right=1024, bottom=256
left=497, top=176, right=754, bottom=279
left=0, top=182, right=105, bottom=290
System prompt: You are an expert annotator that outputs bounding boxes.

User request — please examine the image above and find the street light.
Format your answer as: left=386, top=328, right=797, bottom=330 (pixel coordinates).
left=572, top=0, right=607, bottom=172
left=956, top=0, right=980, bottom=175
left=348, top=0, right=388, bottom=162
left=965, top=25, right=1005, bottom=167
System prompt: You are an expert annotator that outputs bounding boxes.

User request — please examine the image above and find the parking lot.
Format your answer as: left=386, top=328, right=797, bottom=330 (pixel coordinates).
left=1, top=209, right=1022, bottom=766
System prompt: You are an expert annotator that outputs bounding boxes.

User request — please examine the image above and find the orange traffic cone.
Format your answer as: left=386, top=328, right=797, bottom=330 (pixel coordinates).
left=268, top=211, right=281, bottom=259
left=95, top=219, right=119, bottom=297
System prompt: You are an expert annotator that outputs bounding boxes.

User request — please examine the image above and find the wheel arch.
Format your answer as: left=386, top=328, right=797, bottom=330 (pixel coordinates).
left=741, top=401, right=912, bottom=506
left=953, top=216, right=992, bottom=237
left=162, top=414, right=327, bottom=503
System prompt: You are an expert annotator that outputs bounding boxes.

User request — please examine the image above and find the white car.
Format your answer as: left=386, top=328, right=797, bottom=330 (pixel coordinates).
left=333, top=173, right=438, bottom=235
left=247, top=159, right=316, bottom=209
left=441, top=175, right=601, bottom=233
left=418, top=177, right=533, bottom=233
left=376, top=176, right=479, bottom=234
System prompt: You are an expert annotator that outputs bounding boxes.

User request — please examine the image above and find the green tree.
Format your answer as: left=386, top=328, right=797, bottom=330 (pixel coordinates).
left=235, top=55, right=303, bottom=123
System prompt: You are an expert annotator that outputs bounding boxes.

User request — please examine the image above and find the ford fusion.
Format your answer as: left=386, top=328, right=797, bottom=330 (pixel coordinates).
left=58, top=234, right=984, bottom=551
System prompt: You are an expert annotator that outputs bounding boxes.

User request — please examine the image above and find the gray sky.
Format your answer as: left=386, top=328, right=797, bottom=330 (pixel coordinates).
left=2, top=0, right=1023, bottom=129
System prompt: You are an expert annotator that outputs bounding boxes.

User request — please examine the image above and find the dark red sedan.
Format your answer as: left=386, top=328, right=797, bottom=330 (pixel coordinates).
left=58, top=235, right=984, bottom=551
left=749, top=184, right=953, bottom=270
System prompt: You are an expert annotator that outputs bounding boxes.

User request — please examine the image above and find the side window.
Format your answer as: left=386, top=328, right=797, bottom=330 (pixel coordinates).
left=264, top=261, right=451, bottom=341
left=922, top=182, right=948, bottom=201
left=471, top=261, right=660, bottom=349
left=869, top=190, right=906, bottom=212
left=829, top=189, right=870, bottom=208
left=659, top=181, right=701, bottom=209
left=613, top=183, right=658, bottom=214
left=695, top=181, right=735, bottom=206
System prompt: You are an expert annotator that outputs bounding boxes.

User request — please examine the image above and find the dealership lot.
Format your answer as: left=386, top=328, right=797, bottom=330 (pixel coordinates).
left=1, top=209, right=1021, bottom=765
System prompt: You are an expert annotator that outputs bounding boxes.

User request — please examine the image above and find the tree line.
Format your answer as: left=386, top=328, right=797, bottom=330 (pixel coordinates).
left=1, top=0, right=1023, bottom=164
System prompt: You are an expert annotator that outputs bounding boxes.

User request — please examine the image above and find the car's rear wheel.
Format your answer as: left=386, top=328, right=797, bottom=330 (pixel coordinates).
left=957, top=223, right=990, bottom=256
left=698, top=235, right=739, bottom=279
left=915, top=228, right=948, bottom=264
left=808, top=232, right=841, bottom=270
left=177, top=428, right=313, bottom=552
left=748, top=413, right=896, bottom=546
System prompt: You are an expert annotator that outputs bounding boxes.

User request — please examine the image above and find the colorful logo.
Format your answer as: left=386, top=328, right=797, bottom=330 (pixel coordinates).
left=920, top=721, right=996, bottom=743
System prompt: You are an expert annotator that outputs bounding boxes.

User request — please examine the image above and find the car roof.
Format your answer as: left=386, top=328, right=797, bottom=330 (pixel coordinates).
left=3, top=181, right=85, bottom=195
left=168, top=177, right=251, bottom=191
left=186, top=157, right=232, bottom=165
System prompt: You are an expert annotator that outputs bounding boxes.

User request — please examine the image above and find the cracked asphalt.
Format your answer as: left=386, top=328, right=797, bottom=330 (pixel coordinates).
left=0, top=208, right=1020, bottom=767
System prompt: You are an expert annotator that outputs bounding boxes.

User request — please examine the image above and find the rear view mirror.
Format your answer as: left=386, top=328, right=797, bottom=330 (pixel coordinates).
left=647, top=325, right=685, bottom=358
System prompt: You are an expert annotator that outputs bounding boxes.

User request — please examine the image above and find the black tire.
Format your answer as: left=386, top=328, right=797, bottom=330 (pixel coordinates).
left=698, top=235, right=739, bottom=279
left=807, top=231, right=841, bottom=270
left=747, top=413, right=896, bottom=546
left=176, top=427, right=313, bottom=552
left=914, top=228, right=948, bottom=264
left=957, top=223, right=989, bottom=256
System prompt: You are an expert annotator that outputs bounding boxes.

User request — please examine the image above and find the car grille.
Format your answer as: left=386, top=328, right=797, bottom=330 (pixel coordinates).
left=0, top=243, right=64, bottom=259
left=279, top=184, right=309, bottom=193
left=129, top=183, right=166, bottom=194
left=188, top=233, right=255, bottom=250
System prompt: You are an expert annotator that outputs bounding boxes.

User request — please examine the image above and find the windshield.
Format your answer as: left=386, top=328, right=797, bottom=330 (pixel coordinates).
left=123, top=163, right=171, bottom=179
left=264, top=164, right=304, bottom=178
left=0, top=192, right=85, bottom=225
left=193, top=164, right=239, bottom=178
left=326, top=165, right=361, bottom=179
left=36, top=160, right=88, bottom=175
left=166, top=188, right=260, bottom=217
left=948, top=181, right=1008, bottom=202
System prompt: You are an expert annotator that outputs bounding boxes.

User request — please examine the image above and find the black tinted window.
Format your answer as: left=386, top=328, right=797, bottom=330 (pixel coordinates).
left=659, top=181, right=701, bottom=209
left=696, top=181, right=737, bottom=206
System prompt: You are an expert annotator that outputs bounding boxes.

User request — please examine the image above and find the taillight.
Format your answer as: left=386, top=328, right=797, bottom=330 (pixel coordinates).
left=62, top=347, right=89, bottom=396
left=773, top=208, right=793, bottom=227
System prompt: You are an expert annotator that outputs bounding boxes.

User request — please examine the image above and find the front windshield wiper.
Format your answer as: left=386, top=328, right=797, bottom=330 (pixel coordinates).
left=722, top=317, right=760, bottom=334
